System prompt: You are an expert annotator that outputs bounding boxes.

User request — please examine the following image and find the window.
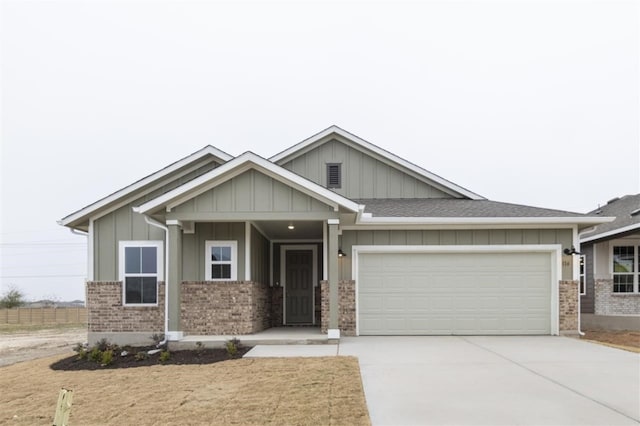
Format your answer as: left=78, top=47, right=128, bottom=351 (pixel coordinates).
left=205, top=241, right=237, bottom=281
left=612, top=244, right=639, bottom=293
left=119, top=241, right=163, bottom=305
left=326, top=163, right=341, bottom=188
left=579, top=255, right=586, bottom=295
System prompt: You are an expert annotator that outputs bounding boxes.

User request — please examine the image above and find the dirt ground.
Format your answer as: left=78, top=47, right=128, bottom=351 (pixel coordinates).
left=0, top=325, right=86, bottom=367
left=0, top=354, right=370, bottom=426
left=580, top=329, right=640, bottom=352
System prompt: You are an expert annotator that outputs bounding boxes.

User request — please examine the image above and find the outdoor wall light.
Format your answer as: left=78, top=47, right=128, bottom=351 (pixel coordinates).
left=338, top=249, right=346, bottom=257
left=563, top=246, right=581, bottom=255
left=287, top=223, right=295, bottom=230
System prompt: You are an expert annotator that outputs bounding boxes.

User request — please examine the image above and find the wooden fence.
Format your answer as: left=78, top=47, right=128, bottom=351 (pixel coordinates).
left=0, top=307, right=87, bottom=325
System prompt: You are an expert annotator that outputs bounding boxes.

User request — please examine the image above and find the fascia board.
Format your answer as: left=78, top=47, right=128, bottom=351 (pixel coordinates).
left=354, top=216, right=615, bottom=227
left=270, top=125, right=484, bottom=200
left=60, top=146, right=233, bottom=227
left=134, top=152, right=361, bottom=215
left=580, top=222, right=640, bottom=243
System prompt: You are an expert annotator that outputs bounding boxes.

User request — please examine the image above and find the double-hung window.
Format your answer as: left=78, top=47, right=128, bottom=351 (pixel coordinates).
left=612, top=243, right=639, bottom=293
left=205, top=241, right=237, bottom=281
left=120, top=241, right=163, bottom=305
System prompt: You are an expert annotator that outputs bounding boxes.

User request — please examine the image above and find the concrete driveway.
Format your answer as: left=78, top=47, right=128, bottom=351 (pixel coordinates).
left=339, top=336, right=640, bottom=426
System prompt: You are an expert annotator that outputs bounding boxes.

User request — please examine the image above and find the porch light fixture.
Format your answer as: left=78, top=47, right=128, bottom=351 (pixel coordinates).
left=338, top=249, right=346, bottom=257
left=287, top=223, right=295, bottom=230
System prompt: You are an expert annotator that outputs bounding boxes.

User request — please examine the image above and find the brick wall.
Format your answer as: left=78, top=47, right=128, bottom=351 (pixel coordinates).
left=86, top=281, right=164, bottom=333
left=320, top=280, right=356, bottom=336
left=181, top=281, right=271, bottom=335
left=595, top=279, right=640, bottom=315
left=559, top=280, right=578, bottom=331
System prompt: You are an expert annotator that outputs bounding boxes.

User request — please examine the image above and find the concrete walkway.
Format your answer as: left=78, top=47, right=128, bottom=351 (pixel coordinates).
left=339, top=336, right=640, bottom=426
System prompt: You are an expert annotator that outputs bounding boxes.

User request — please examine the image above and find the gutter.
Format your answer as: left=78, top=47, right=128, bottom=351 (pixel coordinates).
left=142, top=215, right=169, bottom=347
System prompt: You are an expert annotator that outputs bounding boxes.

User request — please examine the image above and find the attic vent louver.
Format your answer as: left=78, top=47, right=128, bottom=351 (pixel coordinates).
left=326, top=163, right=341, bottom=189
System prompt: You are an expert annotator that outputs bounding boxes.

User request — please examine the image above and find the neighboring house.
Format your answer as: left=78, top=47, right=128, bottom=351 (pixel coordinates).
left=59, top=126, right=609, bottom=344
left=580, top=194, right=640, bottom=331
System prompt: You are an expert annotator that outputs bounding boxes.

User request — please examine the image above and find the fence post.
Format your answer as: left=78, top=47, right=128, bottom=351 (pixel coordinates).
left=53, top=388, right=73, bottom=426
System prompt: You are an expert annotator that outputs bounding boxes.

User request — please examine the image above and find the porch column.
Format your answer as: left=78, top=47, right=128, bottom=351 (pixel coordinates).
left=327, top=219, right=340, bottom=339
left=167, top=220, right=183, bottom=340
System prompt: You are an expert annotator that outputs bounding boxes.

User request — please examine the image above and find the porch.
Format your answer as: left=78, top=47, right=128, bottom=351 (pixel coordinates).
left=169, top=326, right=331, bottom=350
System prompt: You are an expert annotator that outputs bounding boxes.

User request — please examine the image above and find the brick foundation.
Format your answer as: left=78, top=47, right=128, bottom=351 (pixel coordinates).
left=320, top=280, right=356, bottom=336
left=559, top=280, right=578, bottom=331
left=181, top=281, right=271, bottom=335
left=86, top=281, right=165, bottom=333
left=595, top=279, right=640, bottom=316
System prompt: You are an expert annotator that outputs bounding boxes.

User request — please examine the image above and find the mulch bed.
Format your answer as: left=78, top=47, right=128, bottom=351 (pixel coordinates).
left=50, top=346, right=252, bottom=371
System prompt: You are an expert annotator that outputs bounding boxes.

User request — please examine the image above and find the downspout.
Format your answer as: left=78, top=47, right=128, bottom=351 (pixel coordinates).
left=143, top=215, right=169, bottom=347
left=576, top=226, right=596, bottom=337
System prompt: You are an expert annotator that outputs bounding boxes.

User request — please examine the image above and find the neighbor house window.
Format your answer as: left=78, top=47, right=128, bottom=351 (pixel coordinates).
left=205, top=241, right=237, bottom=281
left=326, top=163, right=341, bottom=188
left=612, top=245, right=638, bottom=293
left=579, top=255, right=586, bottom=295
left=119, top=241, right=163, bottom=305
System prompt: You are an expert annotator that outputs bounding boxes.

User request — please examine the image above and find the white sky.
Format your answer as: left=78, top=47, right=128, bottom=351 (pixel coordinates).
left=1, top=0, right=638, bottom=301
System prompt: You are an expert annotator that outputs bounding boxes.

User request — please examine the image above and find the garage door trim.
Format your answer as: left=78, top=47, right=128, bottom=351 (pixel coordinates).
left=353, top=244, right=562, bottom=336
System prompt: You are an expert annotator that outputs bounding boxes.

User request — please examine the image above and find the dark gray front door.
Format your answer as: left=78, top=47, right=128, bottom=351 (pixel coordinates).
left=285, top=250, right=314, bottom=324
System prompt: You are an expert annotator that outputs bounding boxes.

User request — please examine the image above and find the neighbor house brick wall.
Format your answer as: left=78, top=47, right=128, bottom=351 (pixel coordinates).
left=595, top=279, right=640, bottom=316
left=559, top=280, right=578, bottom=331
left=86, top=281, right=164, bottom=333
left=181, top=281, right=271, bottom=335
left=320, top=280, right=356, bottom=336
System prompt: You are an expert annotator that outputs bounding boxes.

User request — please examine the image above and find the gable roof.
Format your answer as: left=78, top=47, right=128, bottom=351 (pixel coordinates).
left=270, top=125, right=485, bottom=201
left=133, top=151, right=362, bottom=215
left=59, top=145, right=233, bottom=229
left=580, top=194, right=640, bottom=243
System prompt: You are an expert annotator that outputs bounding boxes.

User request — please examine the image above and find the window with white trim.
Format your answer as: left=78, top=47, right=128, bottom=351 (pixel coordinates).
left=205, top=241, right=237, bottom=281
left=612, top=244, right=639, bottom=293
left=119, top=241, right=163, bottom=305
left=579, top=255, right=586, bottom=295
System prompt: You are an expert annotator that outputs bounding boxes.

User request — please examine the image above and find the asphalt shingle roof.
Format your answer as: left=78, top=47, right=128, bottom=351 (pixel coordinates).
left=580, top=194, right=640, bottom=241
left=356, top=198, right=587, bottom=218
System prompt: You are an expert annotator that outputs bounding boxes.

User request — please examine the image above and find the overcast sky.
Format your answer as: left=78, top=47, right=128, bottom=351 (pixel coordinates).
left=1, top=0, right=638, bottom=302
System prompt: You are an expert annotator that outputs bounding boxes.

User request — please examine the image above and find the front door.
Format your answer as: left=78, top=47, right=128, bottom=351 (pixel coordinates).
left=285, top=250, right=314, bottom=324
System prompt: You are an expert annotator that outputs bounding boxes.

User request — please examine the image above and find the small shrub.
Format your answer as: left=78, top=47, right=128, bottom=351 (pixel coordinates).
left=89, top=347, right=102, bottom=363
left=101, top=350, right=114, bottom=366
left=225, top=338, right=241, bottom=358
left=159, top=350, right=171, bottom=363
left=96, top=338, right=110, bottom=352
left=76, top=348, right=87, bottom=361
left=135, top=351, right=149, bottom=361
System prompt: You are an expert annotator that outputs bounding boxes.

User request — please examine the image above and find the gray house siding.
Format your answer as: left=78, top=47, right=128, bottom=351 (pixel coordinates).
left=280, top=138, right=454, bottom=199
left=580, top=244, right=595, bottom=313
left=181, top=222, right=246, bottom=281
left=339, top=228, right=573, bottom=280
left=172, top=169, right=334, bottom=214
left=251, top=225, right=270, bottom=285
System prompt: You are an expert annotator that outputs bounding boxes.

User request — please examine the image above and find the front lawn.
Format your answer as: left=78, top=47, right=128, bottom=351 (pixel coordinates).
left=0, top=354, right=370, bottom=425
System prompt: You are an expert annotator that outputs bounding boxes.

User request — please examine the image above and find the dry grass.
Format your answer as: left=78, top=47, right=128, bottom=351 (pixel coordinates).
left=0, top=354, right=370, bottom=426
left=581, top=330, right=640, bottom=353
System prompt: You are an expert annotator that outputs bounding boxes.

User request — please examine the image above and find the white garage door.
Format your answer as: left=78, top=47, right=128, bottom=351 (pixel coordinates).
left=358, top=251, right=552, bottom=335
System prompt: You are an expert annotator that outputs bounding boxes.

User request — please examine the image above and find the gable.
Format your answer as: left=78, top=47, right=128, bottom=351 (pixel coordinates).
left=279, top=138, right=455, bottom=199
left=171, top=169, right=335, bottom=214
left=271, top=126, right=483, bottom=200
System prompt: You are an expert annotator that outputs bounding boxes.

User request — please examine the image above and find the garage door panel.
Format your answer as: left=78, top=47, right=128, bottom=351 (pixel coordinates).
left=358, top=251, right=552, bottom=335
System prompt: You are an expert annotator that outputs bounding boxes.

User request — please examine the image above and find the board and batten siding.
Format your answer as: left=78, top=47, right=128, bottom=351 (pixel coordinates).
left=182, top=222, right=245, bottom=281
left=251, top=225, right=270, bottom=285
left=339, top=228, right=573, bottom=280
left=172, top=169, right=333, bottom=214
left=280, top=138, right=454, bottom=199
left=91, top=159, right=221, bottom=281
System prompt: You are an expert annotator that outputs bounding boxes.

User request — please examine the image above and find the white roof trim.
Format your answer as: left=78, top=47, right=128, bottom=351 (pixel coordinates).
left=134, top=152, right=361, bottom=215
left=355, top=216, right=614, bottom=226
left=270, top=125, right=484, bottom=200
left=60, top=146, right=233, bottom=227
left=580, top=222, right=640, bottom=243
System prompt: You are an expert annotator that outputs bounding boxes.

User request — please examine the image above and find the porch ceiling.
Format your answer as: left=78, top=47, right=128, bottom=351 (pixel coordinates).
left=254, top=220, right=323, bottom=240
